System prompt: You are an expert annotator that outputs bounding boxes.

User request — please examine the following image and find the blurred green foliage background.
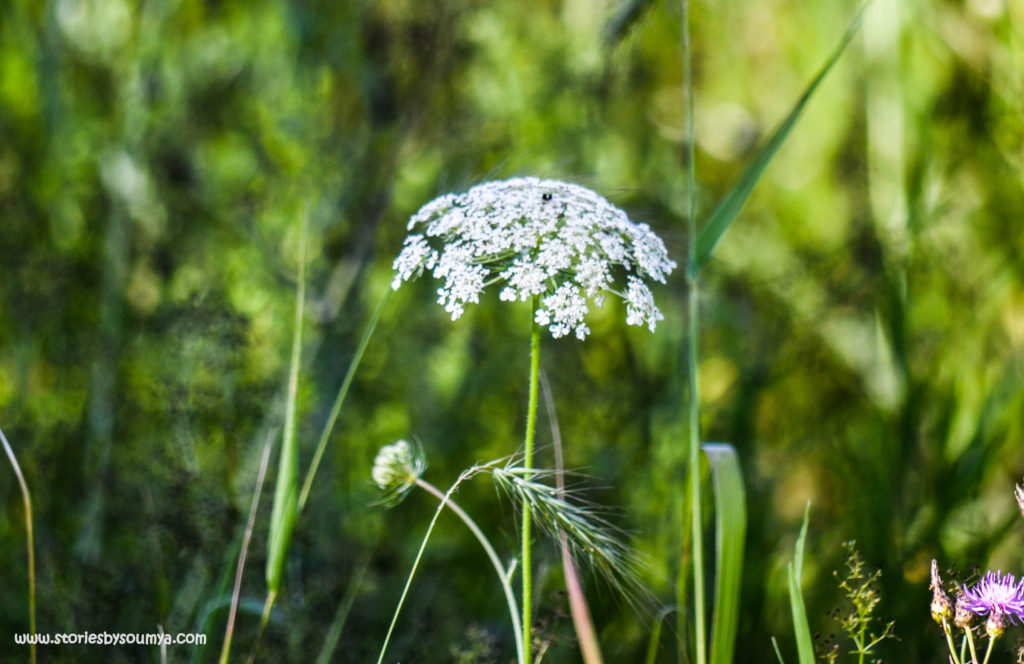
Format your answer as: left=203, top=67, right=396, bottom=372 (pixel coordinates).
left=2, top=0, right=1024, bottom=661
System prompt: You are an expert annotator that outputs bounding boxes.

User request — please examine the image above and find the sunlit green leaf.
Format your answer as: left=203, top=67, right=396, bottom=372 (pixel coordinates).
left=704, top=443, right=746, bottom=664
left=693, top=7, right=865, bottom=274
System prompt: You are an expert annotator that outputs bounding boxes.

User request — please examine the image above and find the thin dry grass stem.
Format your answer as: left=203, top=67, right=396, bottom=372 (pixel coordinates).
left=0, top=425, right=35, bottom=664
left=219, top=428, right=275, bottom=664
left=540, top=372, right=604, bottom=664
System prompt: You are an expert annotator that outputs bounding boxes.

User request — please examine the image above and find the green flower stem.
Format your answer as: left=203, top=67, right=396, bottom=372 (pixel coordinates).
left=981, top=634, right=996, bottom=664
left=523, top=296, right=542, bottom=663
left=415, top=478, right=524, bottom=664
left=965, top=627, right=979, bottom=664
left=940, top=618, right=961, bottom=664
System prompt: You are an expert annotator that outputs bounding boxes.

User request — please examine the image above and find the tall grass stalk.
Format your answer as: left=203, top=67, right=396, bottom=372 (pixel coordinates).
left=675, top=5, right=864, bottom=661
left=522, top=294, right=542, bottom=664
left=0, top=425, right=35, bottom=664
left=261, top=210, right=309, bottom=645
left=219, top=428, right=275, bottom=664
left=678, top=0, right=705, bottom=661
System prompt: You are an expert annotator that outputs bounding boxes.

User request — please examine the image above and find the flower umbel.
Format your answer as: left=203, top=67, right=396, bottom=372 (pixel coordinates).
left=372, top=440, right=425, bottom=506
left=392, top=177, right=677, bottom=339
left=960, top=571, right=1024, bottom=626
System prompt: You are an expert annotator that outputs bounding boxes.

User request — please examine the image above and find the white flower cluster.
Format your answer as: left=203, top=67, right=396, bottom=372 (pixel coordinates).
left=372, top=440, right=424, bottom=504
left=392, top=177, right=677, bottom=339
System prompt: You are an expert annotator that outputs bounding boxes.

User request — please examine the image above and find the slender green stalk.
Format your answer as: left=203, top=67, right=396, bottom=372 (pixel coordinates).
left=965, top=628, right=979, bottom=664
left=680, top=0, right=705, bottom=662
left=298, top=289, right=390, bottom=512
left=219, top=428, right=274, bottom=664
left=522, top=295, right=542, bottom=663
left=981, top=634, right=995, bottom=664
left=0, top=426, right=35, bottom=664
left=415, top=478, right=524, bottom=664
left=940, top=618, right=960, bottom=664
left=376, top=470, right=475, bottom=664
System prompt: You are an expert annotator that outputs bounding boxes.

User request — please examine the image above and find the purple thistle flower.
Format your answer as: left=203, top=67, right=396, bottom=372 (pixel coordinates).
left=960, top=571, right=1024, bottom=625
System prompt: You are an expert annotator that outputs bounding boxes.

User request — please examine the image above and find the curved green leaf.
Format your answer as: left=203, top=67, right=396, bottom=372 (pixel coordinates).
left=693, top=7, right=865, bottom=274
left=787, top=503, right=814, bottom=664
left=704, top=443, right=746, bottom=664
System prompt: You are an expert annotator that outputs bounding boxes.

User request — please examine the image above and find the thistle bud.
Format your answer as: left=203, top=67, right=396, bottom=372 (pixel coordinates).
left=987, top=611, right=1007, bottom=638
left=955, top=593, right=976, bottom=629
left=930, top=560, right=953, bottom=624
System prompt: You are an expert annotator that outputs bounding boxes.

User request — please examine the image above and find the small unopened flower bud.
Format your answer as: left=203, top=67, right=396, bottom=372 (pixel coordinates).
left=955, top=593, right=976, bottom=629
left=930, top=560, right=953, bottom=624
left=372, top=440, right=424, bottom=505
left=987, top=611, right=1007, bottom=638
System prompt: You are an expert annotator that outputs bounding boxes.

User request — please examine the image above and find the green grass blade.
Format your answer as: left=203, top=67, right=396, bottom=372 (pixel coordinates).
left=693, top=6, right=865, bottom=274
left=703, top=443, right=746, bottom=664
left=643, top=606, right=675, bottom=664
left=265, top=211, right=308, bottom=601
left=787, top=503, right=814, bottom=664
left=604, top=0, right=656, bottom=47
left=771, top=637, right=787, bottom=664
left=298, top=288, right=390, bottom=513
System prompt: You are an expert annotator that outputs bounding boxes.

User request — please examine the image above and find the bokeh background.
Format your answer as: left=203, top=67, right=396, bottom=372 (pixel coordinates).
left=2, top=0, right=1024, bottom=661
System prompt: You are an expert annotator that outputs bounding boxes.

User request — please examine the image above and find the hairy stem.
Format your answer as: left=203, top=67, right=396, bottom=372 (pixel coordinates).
left=523, top=296, right=542, bottom=663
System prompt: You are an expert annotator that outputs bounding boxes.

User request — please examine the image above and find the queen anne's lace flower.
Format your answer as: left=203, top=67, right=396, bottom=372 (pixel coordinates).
left=372, top=440, right=425, bottom=506
left=392, top=177, right=677, bottom=339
